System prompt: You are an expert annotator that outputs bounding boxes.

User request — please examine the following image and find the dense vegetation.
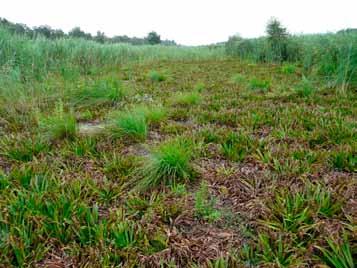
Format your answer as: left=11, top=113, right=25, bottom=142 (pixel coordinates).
left=0, top=18, right=356, bottom=267
left=225, top=19, right=357, bottom=92
left=0, top=17, right=175, bottom=45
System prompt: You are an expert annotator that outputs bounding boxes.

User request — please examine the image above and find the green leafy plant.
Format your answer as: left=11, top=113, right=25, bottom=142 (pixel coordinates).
left=308, top=183, right=342, bottom=218
left=257, top=234, right=301, bottom=267
left=111, top=221, right=137, bottom=249
left=317, top=235, right=355, bottom=268
left=263, top=191, right=313, bottom=233
left=220, top=132, right=253, bottom=162
left=194, top=82, right=205, bottom=92
left=1, top=136, right=48, bottom=162
left=331, top=151, right=356, bottom=172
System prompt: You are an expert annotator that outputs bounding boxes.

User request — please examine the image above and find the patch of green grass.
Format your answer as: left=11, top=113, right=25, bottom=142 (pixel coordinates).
left=110, top=221, right=138, bottom=249
left=71, top=78, right=126, bottom=107
left=198, top=128, right=221, bottom=144
left=263, top=191, right=313, bottom=233
left=249, top=77, right=270, bottom=91
left=170, top=91, right=201, bottom=106
left=38, top=102, right=77, bottom=141
left=331, top=150, right=356, bottom=172
left=1, top=136, right=48, bottom=162
left=136, top=104, right=168, bottom=125
left=103, top=153, right=138, bottom=179
left=231, top=73, right=246, bottom=84
left=294, top=76, right=314, bottom=97
left=220, top=131, right=253, bottom=162
left=317, top=235, right=355, bottom=268
left=308, top=183, right=343, bottom=218
left=194, top=82, right=205, bottom=93
left=108, top=109, right=148, bottom=141
left=136, top=139, right=194, bottom=191
left=170, top=183, right=187, bottom=196
left=257, top=234, right=302, bottom=267
left=194, top=181, right=221, bottom=223
left=281, top=64, right=297, bottom=74
left=148, top=70, right=166, bottom=82
left=70, top=137, right=98, bottom=157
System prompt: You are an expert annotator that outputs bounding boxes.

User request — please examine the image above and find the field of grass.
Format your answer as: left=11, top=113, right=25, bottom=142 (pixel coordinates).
left=0, top=27, right=357, bottom=267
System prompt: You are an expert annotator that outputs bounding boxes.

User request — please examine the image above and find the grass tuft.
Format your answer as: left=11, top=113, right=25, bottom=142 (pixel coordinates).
left=170, top=91, right=201, bottom=106
left=148, top=70, right=166, bottom=82
left=249, top=77, right=270, bottom=91
left=317, top=235, right=355, bottom=268
left=108, top=109, right=147, bottom=141
left=135, top=104, right=168, bottom=125
left=38, top=102, right=77, bottom=141
left=136, top=138, right=194, bottom=191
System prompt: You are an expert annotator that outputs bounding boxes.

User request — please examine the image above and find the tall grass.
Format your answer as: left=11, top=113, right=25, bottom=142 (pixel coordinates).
left=225, top=32, right=357, bottom=89
left=0, top=27, right=225, bottom=82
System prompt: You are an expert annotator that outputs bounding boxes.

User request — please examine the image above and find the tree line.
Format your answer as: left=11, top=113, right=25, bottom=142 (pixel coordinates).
left=0, top=17, right=176, bottom=46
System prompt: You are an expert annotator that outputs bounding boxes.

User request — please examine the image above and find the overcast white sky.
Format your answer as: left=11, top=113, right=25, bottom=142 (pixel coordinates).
left=2, top=0, right=357, bottom=45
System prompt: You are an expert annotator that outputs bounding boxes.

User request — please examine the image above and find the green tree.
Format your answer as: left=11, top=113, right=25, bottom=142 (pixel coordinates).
left=33, top=25, right=53, bottom=39
left=94, top=31, right=106, bottom=43
left=146, top=31, right=161, bottom=45
left=69, top=27, right=92, bottom=40
left=266, top=18, right=289, bottom=62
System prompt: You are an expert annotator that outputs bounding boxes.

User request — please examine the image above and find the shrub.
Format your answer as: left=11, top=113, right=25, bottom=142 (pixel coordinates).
left=136, top=139, right=193, bottom=190
left=146, top=31, right=161, bottom=45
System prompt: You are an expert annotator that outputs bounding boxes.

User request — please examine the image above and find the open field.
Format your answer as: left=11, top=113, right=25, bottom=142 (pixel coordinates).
left=0, top=57, right=356, bottom=267
left=0, top=22, right=357, bottom=267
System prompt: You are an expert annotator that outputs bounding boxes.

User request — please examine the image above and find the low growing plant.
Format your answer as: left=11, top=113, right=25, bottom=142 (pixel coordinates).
left=194, top=181, right=221, bottom=223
